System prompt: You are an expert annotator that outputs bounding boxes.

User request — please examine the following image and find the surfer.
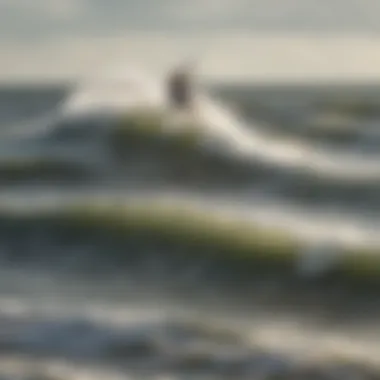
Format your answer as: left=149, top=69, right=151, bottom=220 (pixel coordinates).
left=166, top=63, right=195, bottom=111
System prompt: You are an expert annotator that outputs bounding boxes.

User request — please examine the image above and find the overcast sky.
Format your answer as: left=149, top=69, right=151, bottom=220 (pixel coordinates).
left=2, top=0, right=380, bottom=81
left=3, top=0, right=380, bottom=38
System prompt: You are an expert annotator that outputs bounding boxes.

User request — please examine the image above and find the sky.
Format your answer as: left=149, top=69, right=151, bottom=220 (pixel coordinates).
left=2, top=0, right=380, bottom=82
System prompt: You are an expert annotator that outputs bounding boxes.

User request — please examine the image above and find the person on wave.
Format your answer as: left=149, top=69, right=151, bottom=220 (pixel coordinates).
left=166, top=62, right=196, bottom=112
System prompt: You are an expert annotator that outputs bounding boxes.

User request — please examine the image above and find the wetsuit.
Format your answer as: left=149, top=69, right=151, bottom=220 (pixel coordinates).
left=168, top=71, right=192, bottom=110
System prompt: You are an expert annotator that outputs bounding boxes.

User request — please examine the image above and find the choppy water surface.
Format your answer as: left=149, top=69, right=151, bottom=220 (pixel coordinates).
left=1, top=80, right=380, bottom=379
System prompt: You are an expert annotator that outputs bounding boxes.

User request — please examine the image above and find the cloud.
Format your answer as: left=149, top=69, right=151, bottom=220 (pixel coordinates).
left=0, top=0, right=84, bottom=19
left=1, top=0, right=380, bottom=83
left=0, top=0, right=86, bottom=39
left=2, top=34, right=380, bottom=82
left=1, top=0, right=380, bottom=40
left=160, top=0, right=250, bottom=23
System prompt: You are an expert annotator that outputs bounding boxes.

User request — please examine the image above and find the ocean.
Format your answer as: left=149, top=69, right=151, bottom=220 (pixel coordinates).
left=0, top=81, right=380, bottom=379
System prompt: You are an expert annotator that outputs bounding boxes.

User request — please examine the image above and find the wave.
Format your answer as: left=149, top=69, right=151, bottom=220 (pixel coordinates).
left=0, top=193, right=378, bottom=283
left=0, top=304, right=379, bottom=380
left=9, top=67, right=378, bottom=185
left=1, top=92, right=380, bottom=206
left=1, top=67, right=380, bottom=275
left=50, top=70, right=380, bottom=186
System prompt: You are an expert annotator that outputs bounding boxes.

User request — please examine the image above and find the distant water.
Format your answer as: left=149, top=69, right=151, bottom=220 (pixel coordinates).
left=1, top=82, right=380, bottom=379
